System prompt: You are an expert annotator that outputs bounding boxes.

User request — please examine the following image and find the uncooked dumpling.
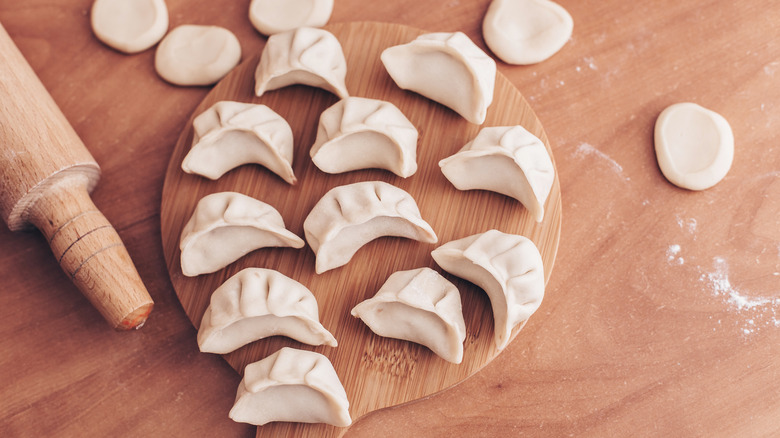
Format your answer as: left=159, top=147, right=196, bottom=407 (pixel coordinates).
left=255, top=27, right=349, bottom=98
left=198, top=268, right=336, bottom=354
left=91, top=0, right=168, bottom=54
left=351, top=268, right=466, bottom=363
left=310, top=97, right=418, bottom=177
left=181, top=101, right=296, bottom=184
left=229, top=347, right=351, bottom=427
left=155, top=25, right=241, bottom=86
left=654, top=102, right=734, bottom=191
left=483, top=0, right=573, bottom=65
left=439, top=125, right=555, bottom=222
left=249, top=0, right=333, bottom=36
left=179, top=192, right=304, bottom=277
left=431, top=230, right=544, bottom=350
left=303, top=181, right=437, bottom=274
left=381, top=32, right=496, bottom=124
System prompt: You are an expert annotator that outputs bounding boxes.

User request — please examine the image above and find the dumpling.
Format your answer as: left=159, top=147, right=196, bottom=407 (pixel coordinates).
left=254, top=27, right=349, bottom=99
left=197, top=268, right=336, bottom=354
left=249, top=0, right=333, bottom=36
left=351, top=268, right=466, bottom=363
left=179, top=192, right=304, bottom=277
left=181, top=101, right=296, bottom=184
left=229, top=347, right=351, bottom=427
left=303, top=181, right=437, bottom=274
left=431, top=230, right=544, bottom=350
left=438, top=125, right=554, bottom=222
left=310, top=97, right=418, bottom=177
left=381, top=32, right=496, bottom=124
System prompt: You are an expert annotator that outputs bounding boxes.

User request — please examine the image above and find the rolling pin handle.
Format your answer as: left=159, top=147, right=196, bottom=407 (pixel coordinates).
left=27, top=174, right=154, bottom=330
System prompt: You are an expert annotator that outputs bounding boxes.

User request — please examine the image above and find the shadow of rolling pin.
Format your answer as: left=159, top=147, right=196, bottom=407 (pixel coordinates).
left=0, top=22, right=154, bottom=329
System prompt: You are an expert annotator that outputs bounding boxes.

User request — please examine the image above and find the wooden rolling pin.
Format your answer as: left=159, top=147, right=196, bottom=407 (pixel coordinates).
left=0, top=23, right=153, bottom=329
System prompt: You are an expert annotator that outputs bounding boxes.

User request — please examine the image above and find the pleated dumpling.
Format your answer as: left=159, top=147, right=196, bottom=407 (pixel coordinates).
left=351, top=268, right=466, bottom=363
left=181, top=101, right=296, bottom=184
left=179, top=192, right=304, bottom=276
left=439, top=125, right=554, bottom=222
left=197, top=268, right=336, bottom=354
left=303, top=181, right=437, bottom=274
left=310, top=97, right=418, bottom=177
left=229, top=347, right=351, bottom=427
left=254, top=27, right=349, bottom=98
left=381, top=32, right=496, bottom=124
left=431, top=230, right=544, bottom=350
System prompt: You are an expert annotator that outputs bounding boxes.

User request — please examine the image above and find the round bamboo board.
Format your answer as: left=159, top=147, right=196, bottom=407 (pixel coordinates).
left=160, top=21, right=562, bottom=438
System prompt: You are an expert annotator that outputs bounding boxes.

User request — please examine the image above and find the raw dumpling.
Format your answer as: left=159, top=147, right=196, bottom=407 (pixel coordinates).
left=303, top=181, right=437, bottom=274
left=249, top=0, right=333, bottom=36
left=439, top=125, right=554, bottom=222
left=198, top=268, right=336, bottom=354
left=381, top=32, right=496, bottom=124
left=229, top=347, right=351, bottom=427
left=431, top=230, right=544, bottom=350
left=91, top=0, right=168, bottom=54
left=155, top=25, right=241, bottom=86
left=255, top=27, right=349, bottom=98
left=310, top=97, right=418, bottom=177
left=654, top=102, right=734, bottom=191
left=351, top=268, right=466, bottom=364
left=483, top=0, right=573, bottom=65
left=179, top=192, right=304, bottom=277
left=181, top=101, right=296, bottom=184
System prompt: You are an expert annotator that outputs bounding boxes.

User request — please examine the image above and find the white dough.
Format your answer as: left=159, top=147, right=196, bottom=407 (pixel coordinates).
left=381, top=32, right=496, bottom=124
left=303, top=181, right=437, bottom=274
left=431, top=230, right=545, bottom=350
left=351, top=268, right=466, bottom=364
left=198, top=268, right=336, bottom=354
left=182, top=101, right=297, bottom=184
left=230, top=347, right=351, bottom=427
left=439, top=125, right=555, bottom=222
left=483, top=0, right=573, bottom=65
left=91, top=0, right=169, bottom=54
left=311, top=97, right=419, bottom=177
left=249, top=0, right=333, bottom=36
left=155, top=25, right=242, bottom=86
left=255, top=27, right=349, bottom=98
left=179, top=192, right=304, bottom=277
left=654, top=102, right=734, bottom=191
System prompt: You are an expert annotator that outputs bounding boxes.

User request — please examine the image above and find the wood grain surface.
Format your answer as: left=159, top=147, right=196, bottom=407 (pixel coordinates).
left=1, top=1, right=779, bottom=437
left=160, top=21, right=560, bottom=437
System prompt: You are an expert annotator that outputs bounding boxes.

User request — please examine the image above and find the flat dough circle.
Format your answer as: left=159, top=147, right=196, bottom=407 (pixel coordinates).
left=90, top=0, right=168, bottom=54
left=248, top=0, right=334, bottom=36
left=654, top=102, right=734, bottom=191
left=155, top=25, right=242, bottom=86
left=482, top=0, right=573, bottom=65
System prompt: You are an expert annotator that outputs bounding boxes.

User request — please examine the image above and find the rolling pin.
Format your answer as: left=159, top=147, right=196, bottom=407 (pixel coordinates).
left=0, top=23, right=154, bottom=329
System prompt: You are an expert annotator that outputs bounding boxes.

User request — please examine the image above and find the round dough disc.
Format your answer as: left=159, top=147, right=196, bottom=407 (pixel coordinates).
left=249, top=0, right=334, bottom=36
left=654, top=102, right=734, bottom=191
left=91, top=0, right=169, bottom=54
left=154, top=25, right=242, bottom=86
left=482, top=0, right=573, bottom=65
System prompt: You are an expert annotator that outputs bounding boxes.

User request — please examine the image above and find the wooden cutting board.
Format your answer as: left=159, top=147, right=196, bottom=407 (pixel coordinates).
left=160, top=21, right=561, bottom=437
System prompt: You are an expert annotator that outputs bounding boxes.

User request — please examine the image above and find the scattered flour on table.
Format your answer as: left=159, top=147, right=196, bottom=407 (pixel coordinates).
left=583, top=56, right=598, bottom=70
left=699, top=257, right=780, bottom=334
left=666, top=244, right=684, bottom=265
left=665, top=244, right=780, bottom=335
left=573, top=143, right=629, bottom=180
left=676, top=215, right=697, bottom=235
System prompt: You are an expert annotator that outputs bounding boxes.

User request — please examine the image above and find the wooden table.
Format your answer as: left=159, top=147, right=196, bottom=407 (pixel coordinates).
left=1, top=1, right=778, bottom=436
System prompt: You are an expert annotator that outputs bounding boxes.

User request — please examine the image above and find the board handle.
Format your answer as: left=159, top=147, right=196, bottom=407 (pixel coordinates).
left=28, top=174, right=154, bottom=330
